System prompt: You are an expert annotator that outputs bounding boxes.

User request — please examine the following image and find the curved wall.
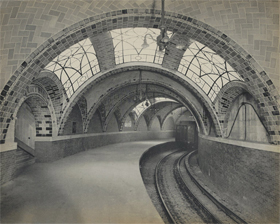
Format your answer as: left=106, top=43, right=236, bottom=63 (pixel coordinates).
left=34, top=131, right=174, bottom=163
left=197, top=135, right=279, bottom=223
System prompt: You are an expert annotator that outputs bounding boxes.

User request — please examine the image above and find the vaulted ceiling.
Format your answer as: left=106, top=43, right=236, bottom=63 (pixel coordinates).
left=0, top=0, right=279, bottom=144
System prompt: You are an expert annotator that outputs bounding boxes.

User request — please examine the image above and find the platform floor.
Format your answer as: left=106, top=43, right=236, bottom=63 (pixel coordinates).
left=1, top=140, right=172, bottom=223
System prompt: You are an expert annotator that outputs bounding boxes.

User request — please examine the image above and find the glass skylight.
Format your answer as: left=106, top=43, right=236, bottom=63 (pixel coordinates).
left=132, top=97, right=175, bottom=117
left=110, top=28, right=170, bottom=65
left=45, top=38, right=100, bottom=97
left=178, top=41, right=243, bottom=101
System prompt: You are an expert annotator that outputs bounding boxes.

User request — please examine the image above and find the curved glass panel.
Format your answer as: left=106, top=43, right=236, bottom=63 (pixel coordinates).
left=110, top=28, right=170, bottom=65
left=45, top=38, right=100, bottom=97
left=178, top=41, right=243, bottom=101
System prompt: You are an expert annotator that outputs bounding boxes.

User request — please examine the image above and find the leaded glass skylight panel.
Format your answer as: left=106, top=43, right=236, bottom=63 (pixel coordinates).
left=110, top=28, right=168, bottom=65
left=45, top=38, right=100, bottom=97
left=178, top=41, right=243, bottom=101
left=132, top=97, right=175, bottom=117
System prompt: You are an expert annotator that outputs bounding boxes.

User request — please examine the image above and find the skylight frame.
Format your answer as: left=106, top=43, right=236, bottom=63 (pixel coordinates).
left=178, top=41, right=243, bottom=101
left=110, top=28, right=170, bottom=65
left=45, top=38, right=100, bottom=98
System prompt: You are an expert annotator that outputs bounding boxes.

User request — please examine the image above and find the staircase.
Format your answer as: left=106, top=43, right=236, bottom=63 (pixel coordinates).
left=14, top=138, right=35, bottom=176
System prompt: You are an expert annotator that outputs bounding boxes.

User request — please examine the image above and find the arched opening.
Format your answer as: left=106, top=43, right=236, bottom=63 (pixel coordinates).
left=15, top=102, right=36, bottom=149
left=15, top=94, right=53, bottom=151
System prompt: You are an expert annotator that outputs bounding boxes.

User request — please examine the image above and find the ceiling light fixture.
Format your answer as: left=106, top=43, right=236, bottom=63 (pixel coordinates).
left=142, top=0, right=187, bottom=52
left=142, top=0, right=173, bottom=52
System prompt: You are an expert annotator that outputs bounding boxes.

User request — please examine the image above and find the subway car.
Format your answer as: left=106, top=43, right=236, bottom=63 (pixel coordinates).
left=175, top=121, right=198, bottom=150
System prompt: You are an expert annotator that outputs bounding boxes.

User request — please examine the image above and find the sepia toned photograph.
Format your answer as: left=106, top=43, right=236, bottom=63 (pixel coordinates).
left=0, top=0, right=279, bottom=223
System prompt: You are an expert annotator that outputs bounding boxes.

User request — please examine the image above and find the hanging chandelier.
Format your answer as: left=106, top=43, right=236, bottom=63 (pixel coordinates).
left=142, top=0, right=185, bottom=51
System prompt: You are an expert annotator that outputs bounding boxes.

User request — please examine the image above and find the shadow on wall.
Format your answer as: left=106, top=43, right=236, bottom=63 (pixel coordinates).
left=225, top=93, right=269, bottom=143
left=63, top=104, right=83, bottom=135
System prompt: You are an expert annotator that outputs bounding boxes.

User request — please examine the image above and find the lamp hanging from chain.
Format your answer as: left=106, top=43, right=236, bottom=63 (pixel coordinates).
left=141, top=0, right=172, bottom=52
left=134, top=70, right=143, bottom=102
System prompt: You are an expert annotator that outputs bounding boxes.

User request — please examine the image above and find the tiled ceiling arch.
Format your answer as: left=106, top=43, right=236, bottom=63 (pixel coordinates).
left=43, top=27, right=244, bottom=103
left=0, top=7, right=279, bottom=144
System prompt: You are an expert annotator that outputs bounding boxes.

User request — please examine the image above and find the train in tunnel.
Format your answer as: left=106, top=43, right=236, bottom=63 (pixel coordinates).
left=175, top=121, right=198, bottom=150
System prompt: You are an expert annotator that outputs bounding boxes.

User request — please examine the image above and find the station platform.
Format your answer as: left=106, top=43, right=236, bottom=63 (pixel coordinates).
left=1, top=140, right=173, bottom=223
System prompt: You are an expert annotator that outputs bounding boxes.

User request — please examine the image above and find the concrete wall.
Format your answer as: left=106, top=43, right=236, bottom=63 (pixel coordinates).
left=197, top=135, right=279, bottom=223
left=35, top=131, right=174, bottom=163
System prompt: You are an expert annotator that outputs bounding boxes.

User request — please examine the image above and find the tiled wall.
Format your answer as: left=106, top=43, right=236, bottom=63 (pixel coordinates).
left=25, top=96, right=52, bottom=137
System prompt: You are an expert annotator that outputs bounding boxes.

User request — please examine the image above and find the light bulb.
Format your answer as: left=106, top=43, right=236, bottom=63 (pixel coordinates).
left=141, top=39, right=149, bottom=48
left=162, top=36, right=169, bottom=43
left=176, top=43, right=185, bottom=49
left=145, top=100, right=149, bottom=107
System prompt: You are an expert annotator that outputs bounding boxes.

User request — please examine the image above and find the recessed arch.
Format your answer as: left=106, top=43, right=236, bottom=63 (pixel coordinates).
left=58, top=65, right=221, bottom=137
left=1, top=9, right=279, bottom=144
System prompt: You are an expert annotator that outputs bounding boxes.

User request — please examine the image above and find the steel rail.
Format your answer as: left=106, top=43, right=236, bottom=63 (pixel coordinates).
left=176, top=151, right=221, bottom=223
left=154, top=150, right=179, bottom=224
left=184, top=151, right=248, bottom=224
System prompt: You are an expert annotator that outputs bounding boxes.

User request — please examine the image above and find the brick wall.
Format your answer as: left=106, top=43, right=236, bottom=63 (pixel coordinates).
left=197, top=136, right=279, bottom=223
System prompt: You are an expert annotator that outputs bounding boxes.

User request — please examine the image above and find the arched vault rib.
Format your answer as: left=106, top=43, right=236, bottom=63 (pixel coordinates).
left=33, top=70, right=67, bottom=125
left=161, top=104, right=183, bottom=127
left=1, top=9, right=279, bottom=143
left=136, top=101, right=178, bottom=131
left=119, top=93, right=174, bottom=132
left=12, top=84, right=57, bottom=139
left=96, top=84, right=174, bottom=133
left=58, top=66, right=221, bottom=136
left=77, top=81, right=210, bottom=136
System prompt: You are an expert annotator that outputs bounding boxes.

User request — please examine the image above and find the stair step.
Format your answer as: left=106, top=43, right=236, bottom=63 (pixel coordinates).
left=16, top=159, right=35, bottom=167
left=16, top=156, right=34, bottom=164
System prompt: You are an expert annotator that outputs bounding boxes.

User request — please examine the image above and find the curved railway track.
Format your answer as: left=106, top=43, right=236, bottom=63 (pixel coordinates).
left=154, top=149, right=247, bottom=224
left=184, top=151, right=247, bottom=224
